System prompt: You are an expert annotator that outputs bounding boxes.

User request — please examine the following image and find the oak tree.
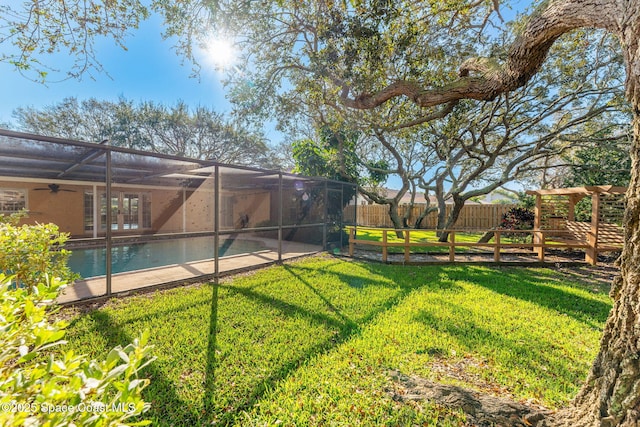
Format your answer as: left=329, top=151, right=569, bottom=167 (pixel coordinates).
left=13, top=97, right=275, bottom=167
left=4, top=0, right=640, bottom=424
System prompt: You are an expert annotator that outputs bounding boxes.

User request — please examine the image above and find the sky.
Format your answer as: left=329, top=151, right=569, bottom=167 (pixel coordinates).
left=0, top=2, right=527, bottom=141
left=0, top=13, right=237, bottom=137
left=0, top=2, right=527, bottom=191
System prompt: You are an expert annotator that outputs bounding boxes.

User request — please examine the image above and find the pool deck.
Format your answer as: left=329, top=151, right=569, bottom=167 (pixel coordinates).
left=58, top=240, right=322, bottom=304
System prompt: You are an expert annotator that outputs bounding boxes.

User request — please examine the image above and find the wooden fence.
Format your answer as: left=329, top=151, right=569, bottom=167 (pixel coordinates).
left=344, top=203, right=516, bottom=229
left=347, top=226, right=619, bottom=265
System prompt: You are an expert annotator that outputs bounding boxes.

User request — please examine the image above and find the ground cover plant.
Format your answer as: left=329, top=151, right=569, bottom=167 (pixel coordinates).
left=63, top=256, right=611, bottom=426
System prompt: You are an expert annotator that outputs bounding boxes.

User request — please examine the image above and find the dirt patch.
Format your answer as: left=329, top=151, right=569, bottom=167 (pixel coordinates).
left=388, top=369, right=558, bottom=426
left=549, top=262, right=618, bottom=293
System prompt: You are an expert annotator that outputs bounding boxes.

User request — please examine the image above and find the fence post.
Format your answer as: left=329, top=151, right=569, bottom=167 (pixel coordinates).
left=382, top=229, right=388, bottom=262
left=537, top=231, right=545, bottom=262
left=348, top=227, right=355, bottom=257
left=404, top=229, right=410, bottom=263
left=449, top=231, right=455, bottom=262
left=494, top=230, right=501, bottom=262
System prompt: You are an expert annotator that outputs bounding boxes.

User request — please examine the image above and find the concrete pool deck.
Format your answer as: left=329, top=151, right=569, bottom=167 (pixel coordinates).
left=58, top=240, right=322, bottom=304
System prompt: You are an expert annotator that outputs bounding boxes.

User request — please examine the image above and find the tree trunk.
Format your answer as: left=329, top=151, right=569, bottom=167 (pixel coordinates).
left=435, top=207, right=447, bottom=240
left=388, top=202, right=405, bottom=238
left=434, top=188, right=448, bottom=239
left=564, top=44, right=640, bottom=426
left=477, top=230, right=495, bottom=244
left=438, top=196, right=465, bottom=242
left=402, top=203, right=413, bottom=228
left=415, top=205, right=438, bottom=229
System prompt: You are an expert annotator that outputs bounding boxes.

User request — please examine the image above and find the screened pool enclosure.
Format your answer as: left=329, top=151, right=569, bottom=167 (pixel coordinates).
left=0, top=129, right=356, bottom=303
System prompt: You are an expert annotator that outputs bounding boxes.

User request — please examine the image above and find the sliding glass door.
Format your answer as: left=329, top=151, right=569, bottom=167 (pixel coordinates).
left=85, top=191, right=150, bottom=233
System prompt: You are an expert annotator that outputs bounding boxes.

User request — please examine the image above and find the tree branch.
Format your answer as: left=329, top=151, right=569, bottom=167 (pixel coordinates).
left=340, top=0, right=618, bottom=111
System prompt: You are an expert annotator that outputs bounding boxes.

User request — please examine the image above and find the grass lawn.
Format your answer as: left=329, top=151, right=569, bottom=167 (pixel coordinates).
left=62, top=255, right=611, bottom=426
left=351, top=228, right=534, bottom=254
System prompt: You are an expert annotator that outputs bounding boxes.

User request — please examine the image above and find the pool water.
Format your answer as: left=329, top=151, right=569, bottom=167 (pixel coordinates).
left=68, top=236, right=266, bottom=278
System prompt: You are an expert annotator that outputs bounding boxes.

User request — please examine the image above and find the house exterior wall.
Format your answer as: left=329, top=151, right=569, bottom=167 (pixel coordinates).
left=226, top=191, right=272, bottom=229
left=0, top=179, right=273, bottom=237
left=0, top=180, right=86, bottom=235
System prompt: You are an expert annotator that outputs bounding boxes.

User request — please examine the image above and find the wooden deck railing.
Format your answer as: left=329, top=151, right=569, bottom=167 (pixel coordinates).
left=346, top=227, right=619, bottom=265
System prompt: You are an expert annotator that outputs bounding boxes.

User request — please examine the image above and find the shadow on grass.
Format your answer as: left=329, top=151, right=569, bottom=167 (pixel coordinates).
left=79, top=310, right=202, bottom=425
left=69, top=260, right=428, bottom=426
left=442, top=266, right=611, bottom=328
left=67, top=260, right=608, bottom=426
left=290, top=260, right=463, bottom=293
left=283, top=264, right=356, bottom=326
left=412, top=305, right=589, bottom=394
left=216, top=279, right=359, bottom=421
left=212, top=262, right=462, bottom=423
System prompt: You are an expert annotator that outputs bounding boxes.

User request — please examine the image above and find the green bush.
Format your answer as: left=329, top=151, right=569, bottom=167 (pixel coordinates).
left=0, top=213, right=154, bottom=426
left=497, top=206, right=535, bottom=243
left=0, top=211, right=78, bottom=288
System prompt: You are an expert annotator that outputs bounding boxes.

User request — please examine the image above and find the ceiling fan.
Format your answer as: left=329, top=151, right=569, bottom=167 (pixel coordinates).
left=33, top=183, right=77, bottom=193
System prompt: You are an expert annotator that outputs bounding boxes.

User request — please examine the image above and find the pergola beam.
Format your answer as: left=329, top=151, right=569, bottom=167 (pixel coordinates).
left=526, top=185, right=627, bottom=196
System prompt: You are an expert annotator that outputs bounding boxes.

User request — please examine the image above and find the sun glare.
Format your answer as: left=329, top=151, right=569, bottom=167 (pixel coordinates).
left=205, top=37, right=237, bottom=71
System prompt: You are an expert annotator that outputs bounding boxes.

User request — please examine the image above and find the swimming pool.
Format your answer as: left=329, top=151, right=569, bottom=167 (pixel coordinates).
left=67, top=236, right=266, bottom=278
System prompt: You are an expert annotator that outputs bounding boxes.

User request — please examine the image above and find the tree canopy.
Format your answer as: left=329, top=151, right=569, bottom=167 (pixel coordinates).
left=0, top=0, right=148, bottom=81
left=13, top=97, right=277, bottom=167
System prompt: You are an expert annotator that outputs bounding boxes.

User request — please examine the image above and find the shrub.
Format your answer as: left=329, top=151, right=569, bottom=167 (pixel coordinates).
left=0, top=213, right=154, bottom=426
left=500, top=207, right=535, bottom=230
left=499, top=207, right=535, bottom=242
left=0, top=211, right=78, bottom=288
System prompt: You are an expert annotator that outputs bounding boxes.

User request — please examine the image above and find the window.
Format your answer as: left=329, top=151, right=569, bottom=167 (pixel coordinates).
left=0, top=189, right=26, bottom=213
left=84, top=191, right=94, bottom=231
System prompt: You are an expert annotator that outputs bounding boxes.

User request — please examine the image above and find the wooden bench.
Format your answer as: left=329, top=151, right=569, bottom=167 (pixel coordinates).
left=542, top=220, right=590, bottom=247
left=564, top=220, right=590, bottom=243
left=564, top=220, right=623, bottom=264
left=595, top=222, right=625, bottom=250
left=564, top=220, right=624, bottom=249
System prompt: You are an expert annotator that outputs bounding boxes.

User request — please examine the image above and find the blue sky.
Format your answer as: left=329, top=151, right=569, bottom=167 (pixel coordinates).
left=0, top=2, right=526, bottom=145
left=0, top=3, right=527, bottom=191
left=0, top=13, right=235, bottom=136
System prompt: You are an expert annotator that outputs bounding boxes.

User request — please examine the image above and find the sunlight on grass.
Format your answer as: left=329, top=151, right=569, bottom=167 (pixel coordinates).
left=352, top=228, right=494, bottom=255
left=63, top=256, right=610, bottom=426
left=354, top=228, right=483, bottom=243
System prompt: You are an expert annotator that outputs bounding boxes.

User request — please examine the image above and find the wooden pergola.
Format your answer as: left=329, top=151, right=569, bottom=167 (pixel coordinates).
left=526, top=186, right=626, bottom=265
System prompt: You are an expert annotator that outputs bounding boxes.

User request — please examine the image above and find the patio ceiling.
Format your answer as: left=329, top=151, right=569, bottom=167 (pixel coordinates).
left=0, top=129, right=339, bottom=191
left=0, top=130, right=214, bottom=187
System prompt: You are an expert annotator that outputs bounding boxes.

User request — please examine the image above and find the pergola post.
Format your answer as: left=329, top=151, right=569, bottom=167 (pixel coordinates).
left=586, top=191, right=600, bottom=265
left=568, top=195, right=580, bottom=221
